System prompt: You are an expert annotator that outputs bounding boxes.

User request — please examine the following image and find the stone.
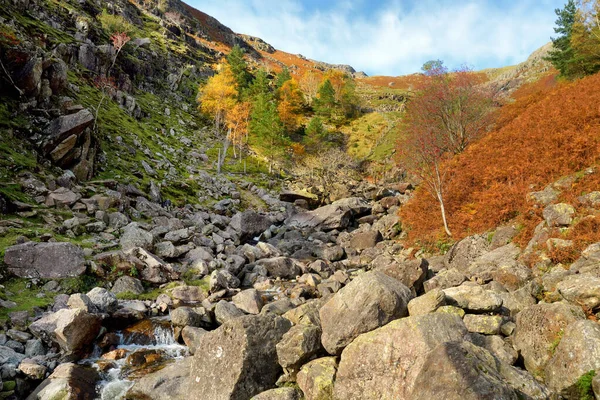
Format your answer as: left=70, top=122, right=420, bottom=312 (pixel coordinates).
left=320, top=271, right=413, bottom=355
left=261, top=299, right=295, bottom=316
left=348, top=230, right=383, bottom=250
left=409, top=341, right=549, bottom=400
left=125, top=357, right=191, bottom=399
left=111, top=276, right=145, bottom=295
left=4, top=242, right=86, bottom=278
left=251, top=388, right=302, bottom=400
left=16, top=56, right=43, bottom=96
left=286, top=197, right=370, bottom=231
left=283, top=298, right=325, bottom=327
left=189, top=314, right=292, bottom=400
left=29, top=308, right=102, bottom=356
left=276, top=323, right=322, bottom=372
left=0, top=345, right=26, bottom=366
left=7, top=329, right=32, bottom=343
left=120, top=225, right=154, bottom=251
left=444, top=234, right=490, bottom=273
left=407, top=288, right=446, bottom=316
left=86, top=287, right=118, bottom=313
left=125, top=247, right=168, bottom=284
left=164, top=228, right=192, bottom=244
left=466, top=333, right=518, bottom=365
left=67, top=293, right=96, bottom=313
left=443, top=282, right=503, bottom=312
left=214, top=300, right=245, bottom=325
left=556, top=273, right=600, bottom=310
left=170, top=285, right=206, bottom=303
left=181, top=326, right=208, bottom=355
left=230, top=211, right=273, bottom=242
left=26, top=363, right=99, bottom=400
left=514, top=302, right=585, bottom=378
left=210, top=270, right=240, bottom=292
left=232, top=289, right=264, bottom=314
left=543, top=203, right=576, bottom=227
left=18, top=359, right=47, bottom=380
left=297, top=357, right=337, bottom=400
left=463, top=314, right=504, bottom=335
left=545, top=320, right=600, bottom=397
left=334, top=313, right=468, bottom=400
left=375, top=258, right=428, bottom=294
left=170, top=307, right=202, bottom=327
left=25, top=339, right=45, bottom=358
left=256, top=257, right=302, bottom=279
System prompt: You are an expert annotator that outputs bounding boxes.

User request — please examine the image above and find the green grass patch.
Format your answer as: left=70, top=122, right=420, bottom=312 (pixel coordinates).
left=576, top=370, right=596, bottom=400
left=0, top=279, right=53, bottom=325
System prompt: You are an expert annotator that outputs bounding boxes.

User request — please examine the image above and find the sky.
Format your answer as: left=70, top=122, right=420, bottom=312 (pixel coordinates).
left=187, top=0, right=566, bottom=76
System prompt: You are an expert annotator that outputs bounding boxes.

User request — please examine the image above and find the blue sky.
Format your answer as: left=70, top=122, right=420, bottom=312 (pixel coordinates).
left=187, top=0, right=566, bottom=76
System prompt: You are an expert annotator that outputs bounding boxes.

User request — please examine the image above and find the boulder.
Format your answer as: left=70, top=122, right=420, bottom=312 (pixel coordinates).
left=276, top=323, right=322, bottom=372
left=320, top=271, right=413, bottom=355
left=443, top=283, right=503, bottom=312
left=230, top=211, right=273, bottom=242
left=286, top=198, right=369, bottom=231
left=169, top=285, right=206, bottom=303
left=375, top=258, right=428, bottom=294
left=18, top=359, right=47, bottom=380
left=111, top=276, right=145, bottom=295
left=67, top=293, right=96, bottom=313
left=297, top=357, right=337, bottom=400
left=444, top=234, right=490, bottom=273
left=214, top=300, right=245, bottom=325
left=181, top=326, right=208, bottom=355
left=210, top=270, right=240, bottom=292
left=463, top=314, right=504, bottom=335
left=256, top=257, right=302, bottom=279
left=409, top=341, right=549, bottom=400
left=466, top=333, right=518, bottom=365
left=514, top=302, right=585, bottom=378
left=188, top=314, right=292, bottom=400
left=170, top=307, right=203, bottom=328
left=348, top=230, right=383, bottom=250
left=423, top=268, right=467, bottom=292
left=126, top=357, right=192, bottom=400
left=120, top=225, right=154, bottom=251
left=251, top=388, right=302, bottom=400
left=232, top=289, right=264, bottom=314
left=407, top=288, right=446, bottom=316
left=26, top=363, right=99, bottom=400
left=556, top=273, right=600, bottom=310
left=0, top=345, right=26, bottom=366
left=42, top=109, right=93, bottom=156
left=545, top=320, right=600, bottom=397
left=334, top=313, right=467, bottom=399
left=543, top=203, right=575, bottom=227
left=29, top=308, right=102, bottom=356
left=86, top=287, right=118, bottom=313
left=4, top=242, right=86, bottom=278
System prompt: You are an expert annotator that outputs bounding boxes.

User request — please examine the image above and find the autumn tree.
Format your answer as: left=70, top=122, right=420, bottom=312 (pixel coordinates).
left=198, top=61, right=238, bottom=133
left=277, top=78, right=304, bottom=133
left=226, top=101, right=251, bottom=159
left=249, top=92, right=287, bottom=173
left=299, top=70, right=320, bottom=104
left=398, top=61, right=497, bottom=237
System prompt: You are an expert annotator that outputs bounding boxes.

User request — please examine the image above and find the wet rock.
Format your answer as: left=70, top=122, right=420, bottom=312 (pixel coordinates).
left=189, top=314, right=292, bottom=399
left=334, top=313, right=467, bottom=399
left=514, top=302, right=585, bottom=378
left=320, top=271, right=412, bottom=355
left=297, top=357, right=337, bottom=400
left=4, top=242, right=86, bottom=278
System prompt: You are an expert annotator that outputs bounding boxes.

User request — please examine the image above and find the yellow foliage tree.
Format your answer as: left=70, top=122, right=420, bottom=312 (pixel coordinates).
left=323, top=70, right=348, bottom=102
left=299, top=70, right=320, bottom=104
left=198, top=61, right=238, bottom=134
left=277, top=79, right=304, bottom=133
left=226, top=101, right=251, bottom=158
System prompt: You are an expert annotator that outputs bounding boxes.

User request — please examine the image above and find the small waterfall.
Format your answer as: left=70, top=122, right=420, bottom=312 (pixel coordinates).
left=85, top=318, right=189, bottom=400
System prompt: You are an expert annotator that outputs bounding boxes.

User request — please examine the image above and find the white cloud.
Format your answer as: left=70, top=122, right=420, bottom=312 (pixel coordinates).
left=188, top=0, right=564, bottom=76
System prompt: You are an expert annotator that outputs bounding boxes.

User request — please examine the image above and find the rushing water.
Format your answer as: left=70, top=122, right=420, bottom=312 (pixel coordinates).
left=81, top=317, right=189, bottom=400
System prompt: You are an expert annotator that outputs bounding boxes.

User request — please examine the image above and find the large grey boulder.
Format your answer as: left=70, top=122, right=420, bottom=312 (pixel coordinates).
left=111, top=276, right=145, bottom=295
left=42, top=109, right=93, bottom=155
left=556, top=273, right=600, bottom=309
left=188, top=314, right=292, bottom=400
left=444, top=234, right=490, bottom=273
left=276, top=323, right=322, bottom=372
left=26, top=363, right=99, bottom=400
left=127, top=357, right=192, bottom=400
left=543, top=203, right=575, bottom=227
left=375, top=258, right=428, bottom=294
left=120, top=225, right=154, bottom=251
left=333, top=313, right=468, bottom=400
left=230, top=211, right=273, bottom=242
left=29, top=309, right=102, bottom=356
left=86, top=287, right=118, bottom=313
left=286, top=197, right=370, bottom=231
left=320, top=271, right=413, bottom=355
left=514, top=302, right=585, bottom=378
left=443, top=282, right=503, bottom=312
left=545, top=320, right=600, bottom=397
left=409, top=341, right=549, bottom=400
left=4, top=242, right=86, bottom=279
left=256, top=257, right=302, bottom=279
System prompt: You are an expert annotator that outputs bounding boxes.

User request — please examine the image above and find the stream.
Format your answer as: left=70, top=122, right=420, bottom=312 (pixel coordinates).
left=80, top=317, right=189, bottom=400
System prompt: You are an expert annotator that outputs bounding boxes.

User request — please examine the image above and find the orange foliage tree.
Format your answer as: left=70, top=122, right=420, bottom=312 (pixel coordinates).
left=398, top=61, right=498, bottom=237
left=400, top=71, right=600, bottom=248
left=225, top=101, right=251, bottom=159
left=198, top=61, right=238, bottom=134
left=277, top=79, right=304, bottom=133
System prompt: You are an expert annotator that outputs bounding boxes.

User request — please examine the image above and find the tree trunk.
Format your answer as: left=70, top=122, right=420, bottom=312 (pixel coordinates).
left=437, top=191, right=452, bottom=237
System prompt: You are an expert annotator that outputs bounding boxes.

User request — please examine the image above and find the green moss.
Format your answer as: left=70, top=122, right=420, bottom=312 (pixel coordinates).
left=576, top=370, right=596, bottom=400
left=0, top=279, right=54, bottom=325
left=2, top=380, right=15, bottom=391
left=549, top=329, right=565, bottom=355
left=8, top=9, right=75, bottom=45
left=59, top=275, right=101, bottom=294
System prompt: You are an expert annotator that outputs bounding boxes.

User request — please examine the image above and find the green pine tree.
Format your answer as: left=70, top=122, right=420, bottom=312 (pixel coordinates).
left=246, top=69, right=271, bottom=100
left=275, top=67, right=292, bottom=89
left=546, top=0, right=578, bottom=78
left=314, top=79, right=336, bottom=118
left=249, top=93, right=287, bottom=173
left=227, top=44, right=251, bottom=90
